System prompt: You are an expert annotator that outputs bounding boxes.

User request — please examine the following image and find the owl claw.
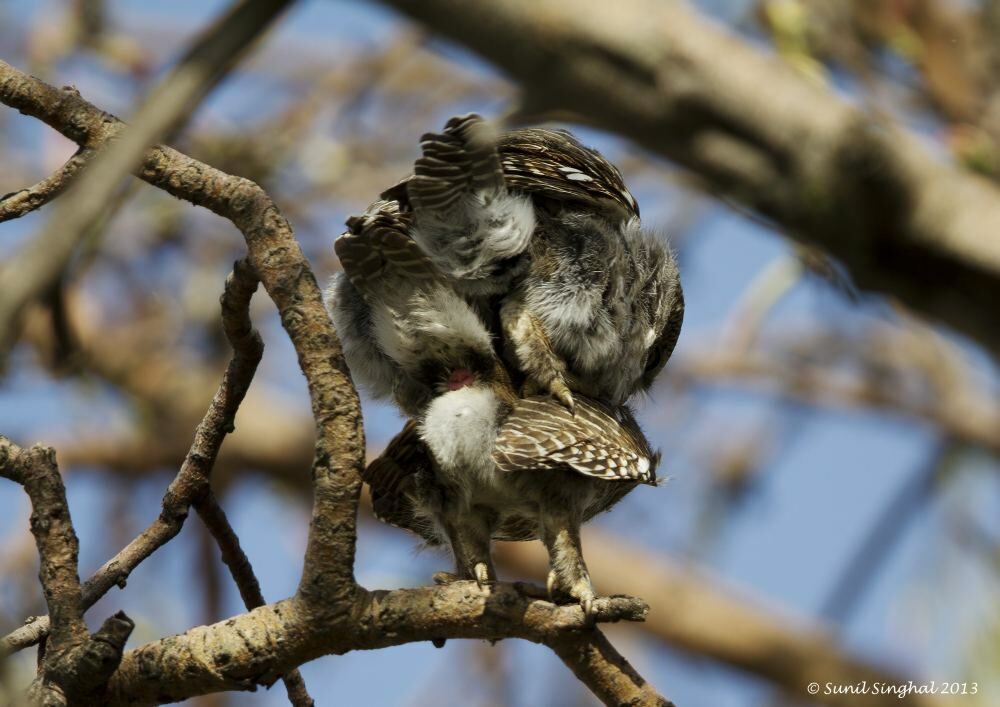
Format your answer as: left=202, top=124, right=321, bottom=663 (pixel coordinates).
left=547, top=569, right=597, bottom=618
left=549, top=379, right=575, bottom=414
left=473, top=562, right=493, bottom=591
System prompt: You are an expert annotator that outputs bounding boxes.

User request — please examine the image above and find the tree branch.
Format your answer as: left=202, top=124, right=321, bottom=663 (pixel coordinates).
left=194, top=490, right=314, bottom=706
left=0, top=438, right=134, bottom=704
left=0, top=0, right=294, bottom=362
left=0, top=259, right=264, bottom=659
left=0, top=54, right=367, bottom=600
left=101, top=584, right=656, bottom=706
left=496, top=533, right=954, bottom=707
left=0, top=147, right=93, bottom=223
left=380, top=0, right=1000, bottom=357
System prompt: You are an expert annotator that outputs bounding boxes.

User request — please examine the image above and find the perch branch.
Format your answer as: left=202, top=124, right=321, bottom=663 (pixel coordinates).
left=100, top=583, right=658, bottom=706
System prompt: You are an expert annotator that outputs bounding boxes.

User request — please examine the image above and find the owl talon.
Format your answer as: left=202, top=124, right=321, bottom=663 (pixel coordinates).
left=549, top=379, right=575, bottom=413
left=473, top=562, right=493, bottom=591
left=546, top=568, right=597, bottom=616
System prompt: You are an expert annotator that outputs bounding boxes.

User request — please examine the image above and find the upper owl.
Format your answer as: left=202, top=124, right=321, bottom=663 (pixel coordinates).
left=383, top=114, right=685, bottom=408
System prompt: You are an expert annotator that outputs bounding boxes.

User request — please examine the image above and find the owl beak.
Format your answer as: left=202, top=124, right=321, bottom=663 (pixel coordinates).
left=446, top=368, right=477, bottom=390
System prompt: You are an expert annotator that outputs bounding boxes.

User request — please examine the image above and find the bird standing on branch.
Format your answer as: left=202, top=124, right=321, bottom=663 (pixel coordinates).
left=326, top=115, right=681, bottom=612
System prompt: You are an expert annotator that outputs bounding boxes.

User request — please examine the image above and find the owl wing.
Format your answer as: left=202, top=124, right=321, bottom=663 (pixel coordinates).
left=382, top=117, right=639, bottom=222
left=497, top=127, right=639, bottom=220
left=334, top=201, right=441, bottom=305
left=405, top=113, right=506, bottom=214
left=493, top=395, right=658, bottom=484
left=363, top=420, right=441, bottom=543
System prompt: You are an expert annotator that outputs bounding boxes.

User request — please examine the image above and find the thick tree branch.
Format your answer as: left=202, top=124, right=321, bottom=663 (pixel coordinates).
left=101, top=584, right=654, bottom=706
left=381, top=0, right=1000, bottom=357
left=549, top=630, right=671, bottom=707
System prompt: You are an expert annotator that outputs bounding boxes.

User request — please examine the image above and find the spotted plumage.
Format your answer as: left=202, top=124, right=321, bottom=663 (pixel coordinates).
left=494, top=397, right=657, bottom=483
left=385, top=113, right=684, bottom=409
left=363, top=394, right=659, bottom=545
left=326, top=115, right=678, bottom=613
left=497, top=127, right=639, bottom=220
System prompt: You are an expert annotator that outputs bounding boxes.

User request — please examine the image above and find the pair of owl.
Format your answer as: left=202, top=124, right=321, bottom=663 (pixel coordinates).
left=326, top=115, right=684, bottom=613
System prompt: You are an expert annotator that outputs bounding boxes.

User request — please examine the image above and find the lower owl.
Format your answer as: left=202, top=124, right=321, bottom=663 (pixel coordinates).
left=367, top=393, right=658, bottom=613
left=327, top=207, right=659, bottom=612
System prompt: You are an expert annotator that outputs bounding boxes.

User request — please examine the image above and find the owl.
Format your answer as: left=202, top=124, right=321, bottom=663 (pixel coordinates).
left=328, top=201, right=514, bottom=418
left=383, top=114, right=685, bottom=410
left=367, top=390, right=659, bottom=613
left=327, top=206, right=659, bottom=612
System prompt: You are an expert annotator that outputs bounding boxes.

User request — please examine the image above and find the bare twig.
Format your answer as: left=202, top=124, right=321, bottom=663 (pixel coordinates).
left=0, top=50, right=368, bottom=605
left=0, top=260, right=264, bottom=658
left=0, top=440, right=87, bottom=648
left=194, top=491, right=314, bottom=706
left=0, top=147, right=93, bottom=223
left=0, top=0, right=294, bottom=360
left=0, top=438, right=134, bottom=704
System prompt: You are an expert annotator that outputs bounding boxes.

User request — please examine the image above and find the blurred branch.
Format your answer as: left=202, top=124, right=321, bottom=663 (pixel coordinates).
left=0, top=0, right=294, bottom=362
left=381, top=0, right=1000, bottom=357
left=0, top=147, right=93, bottom=223
left=819, top=443, right=951, bottom=622
left=674, top=334, right=1000, bottom=458
left=495, top=532, right=955, bottom=707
